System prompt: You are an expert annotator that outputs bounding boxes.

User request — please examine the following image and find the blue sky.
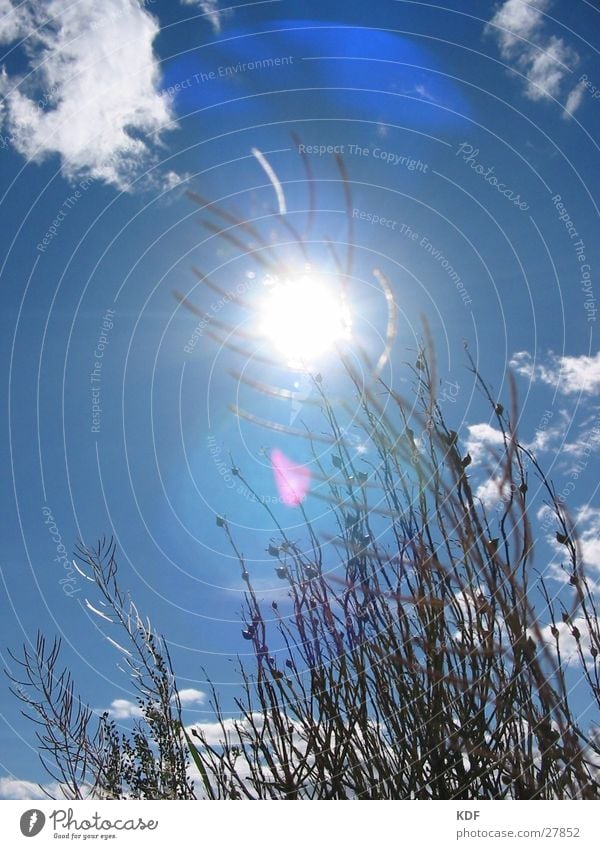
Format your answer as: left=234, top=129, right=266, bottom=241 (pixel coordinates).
left=0, top=0, right=599, bottom=798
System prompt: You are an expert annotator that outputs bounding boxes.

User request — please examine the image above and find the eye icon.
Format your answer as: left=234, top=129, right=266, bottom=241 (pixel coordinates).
left=20, top=810, right=46, bottom=837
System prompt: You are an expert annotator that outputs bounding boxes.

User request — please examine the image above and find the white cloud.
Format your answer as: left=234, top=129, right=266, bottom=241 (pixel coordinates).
left=188, top=718, right=237, bottom=745
left=186, top=712, right=313, bottom=751
left=106, top=698, right=144, bottom=719
left=564, top=79, right=587, bottom=119
left=519, top=407, right=571, bottom=455
left=523, top=35, right=577, bottom=102
left=510, top=351, right=600, bottom=395
left=465, top=423, right=507, bottom=504
left=452, top=586, right=508, bottom=646
left=475, top=475, right=512, bottom=508
left=510, top=350, right=541, bottom=382
left=187, top=714, right=263, bottom=746
left=1, top=1, right=174, bottom=189
left=489, top=0, right=550, bottom=52
left=467, top=411, right=570, bottom=506
left=181, top=1, right=223, bottom=34
left=0, top=775, right=95, bottom=800
left=164, top=169, right=190, bottom=190
left=0, top=776, right=61, bottom=800
left=176, top=688, right=206, bottom=707
left=574, top=505, right=600, bottom=573
left=105, top=689, right=205, bottom=721
left=526, top=424, right=563, bottom=453
left=537, top=615, right=599, bottom=663
left=103, top=687, right=205, bottom=722
left=0, top=0, right=31, bottom=44
left=414, top=83, right=439, bottom=104
left=537, top=503, right=600, bottom=581
left=0, top=776, right=46, bottom=799
left=466, top=422, right=504, bottom=464
left=486, top=0, right=582, bottom=113
left=562, top=410, right=600, bottom=460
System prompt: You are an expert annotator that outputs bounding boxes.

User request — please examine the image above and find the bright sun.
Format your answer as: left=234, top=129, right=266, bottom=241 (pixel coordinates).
left=259, top=275, right=351, bottom=368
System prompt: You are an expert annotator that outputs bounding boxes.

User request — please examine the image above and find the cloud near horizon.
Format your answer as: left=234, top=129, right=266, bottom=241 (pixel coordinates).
left=0, top=776, right=62, bottom=800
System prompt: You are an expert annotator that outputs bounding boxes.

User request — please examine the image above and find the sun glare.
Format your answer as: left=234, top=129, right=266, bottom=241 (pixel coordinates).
left=259, top=275, right=351, bottom=368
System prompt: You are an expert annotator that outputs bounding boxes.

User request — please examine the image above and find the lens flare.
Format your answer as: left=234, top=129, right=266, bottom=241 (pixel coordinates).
left=271, top=448, right=311, bottom=506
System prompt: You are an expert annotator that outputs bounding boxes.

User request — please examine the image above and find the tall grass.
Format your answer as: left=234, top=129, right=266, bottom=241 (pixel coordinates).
left=186, top=349, right=600, bottom=799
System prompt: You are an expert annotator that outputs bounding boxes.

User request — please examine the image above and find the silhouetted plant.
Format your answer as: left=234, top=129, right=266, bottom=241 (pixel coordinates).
left=184, top=348, right=600, bottom=799
left=8, top=152, right=600, bottom=799
left=9, top=348, right=600, bottom=799
left=8, top=539, right=195, bottom=799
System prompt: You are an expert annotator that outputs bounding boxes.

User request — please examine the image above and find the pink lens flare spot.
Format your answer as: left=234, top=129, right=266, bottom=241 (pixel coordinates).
left=271, top=449, right=311, bottom=506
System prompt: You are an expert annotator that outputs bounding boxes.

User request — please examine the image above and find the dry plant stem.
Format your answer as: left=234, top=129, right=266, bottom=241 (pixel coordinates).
left=190, top=350, right=599, bottom=799
left=8, top=540, right=195, bottom=800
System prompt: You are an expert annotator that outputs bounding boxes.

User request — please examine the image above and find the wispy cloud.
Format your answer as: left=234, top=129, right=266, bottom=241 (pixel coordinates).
left=486, top=0, right=584, bottom=115
left=0, top=1, right=174, bottom=189
left=559, top=409, right=600, bottom=461
left=181, top=1, right=224, bottom=34
left=564, top=79, right=587, bottom=118
left=510, top=351, right=600, bottom=395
